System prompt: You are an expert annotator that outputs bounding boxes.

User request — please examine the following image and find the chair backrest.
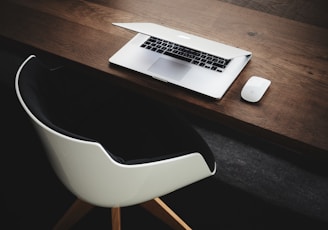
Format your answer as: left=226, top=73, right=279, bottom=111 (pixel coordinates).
left=15, top=55, right=216, bottom=207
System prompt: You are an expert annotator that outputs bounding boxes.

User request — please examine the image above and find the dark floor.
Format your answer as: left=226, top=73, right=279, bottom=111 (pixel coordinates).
left=1, top=146, right=327, bottom=230
left=1, top=121, right=327, bottom=230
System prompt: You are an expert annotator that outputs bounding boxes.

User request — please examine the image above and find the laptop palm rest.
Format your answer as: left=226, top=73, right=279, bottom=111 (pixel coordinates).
left=148, top=58, right=190, bottom=81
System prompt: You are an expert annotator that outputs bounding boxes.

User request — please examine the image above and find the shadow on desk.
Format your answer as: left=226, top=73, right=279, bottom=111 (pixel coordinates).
left=1, top=49, right=327, bottom=229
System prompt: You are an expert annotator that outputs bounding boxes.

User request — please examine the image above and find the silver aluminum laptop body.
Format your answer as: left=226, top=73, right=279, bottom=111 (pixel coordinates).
left=109, top=23, right=252, bottom=99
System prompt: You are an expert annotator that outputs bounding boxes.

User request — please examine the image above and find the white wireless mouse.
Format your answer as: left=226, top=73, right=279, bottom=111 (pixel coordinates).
left=241, top=76, right=271, bottom=103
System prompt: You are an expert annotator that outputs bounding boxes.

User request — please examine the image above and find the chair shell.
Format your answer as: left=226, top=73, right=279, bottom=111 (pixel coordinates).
left=15, top=55, right=216, bottom=208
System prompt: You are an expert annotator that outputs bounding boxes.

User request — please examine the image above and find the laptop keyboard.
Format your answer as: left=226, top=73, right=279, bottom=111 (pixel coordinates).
left=141, top=36, right=231, bottom=72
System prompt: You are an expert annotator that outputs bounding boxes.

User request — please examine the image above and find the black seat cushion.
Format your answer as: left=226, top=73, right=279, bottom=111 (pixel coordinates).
left=18, top=56, right=215, bottom=171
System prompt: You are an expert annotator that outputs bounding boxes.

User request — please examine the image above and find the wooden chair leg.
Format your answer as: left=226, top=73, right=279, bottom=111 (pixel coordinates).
left=111, top=207, right=121, bottom=230
left=140, top=197, right=192, bottom=230
left=53, top=198, right=94, bottom=230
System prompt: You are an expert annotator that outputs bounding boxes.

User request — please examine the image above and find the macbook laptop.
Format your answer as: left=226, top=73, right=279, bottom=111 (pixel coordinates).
left=109, top=23, right=252, bottom=99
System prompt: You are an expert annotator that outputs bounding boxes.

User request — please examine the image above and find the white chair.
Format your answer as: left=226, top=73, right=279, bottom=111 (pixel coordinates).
left=15, top=55, right=216, bottom=229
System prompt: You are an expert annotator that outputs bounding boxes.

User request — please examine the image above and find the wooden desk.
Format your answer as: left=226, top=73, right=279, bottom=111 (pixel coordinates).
left=1, top=0, right=327, bottom=159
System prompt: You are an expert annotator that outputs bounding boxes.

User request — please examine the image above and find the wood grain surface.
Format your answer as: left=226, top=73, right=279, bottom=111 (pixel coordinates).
left=0, top=0, right=327, bottom=158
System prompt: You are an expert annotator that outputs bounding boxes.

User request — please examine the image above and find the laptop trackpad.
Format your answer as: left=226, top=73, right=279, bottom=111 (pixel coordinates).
left=148, top=58, right=190, bottom=81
